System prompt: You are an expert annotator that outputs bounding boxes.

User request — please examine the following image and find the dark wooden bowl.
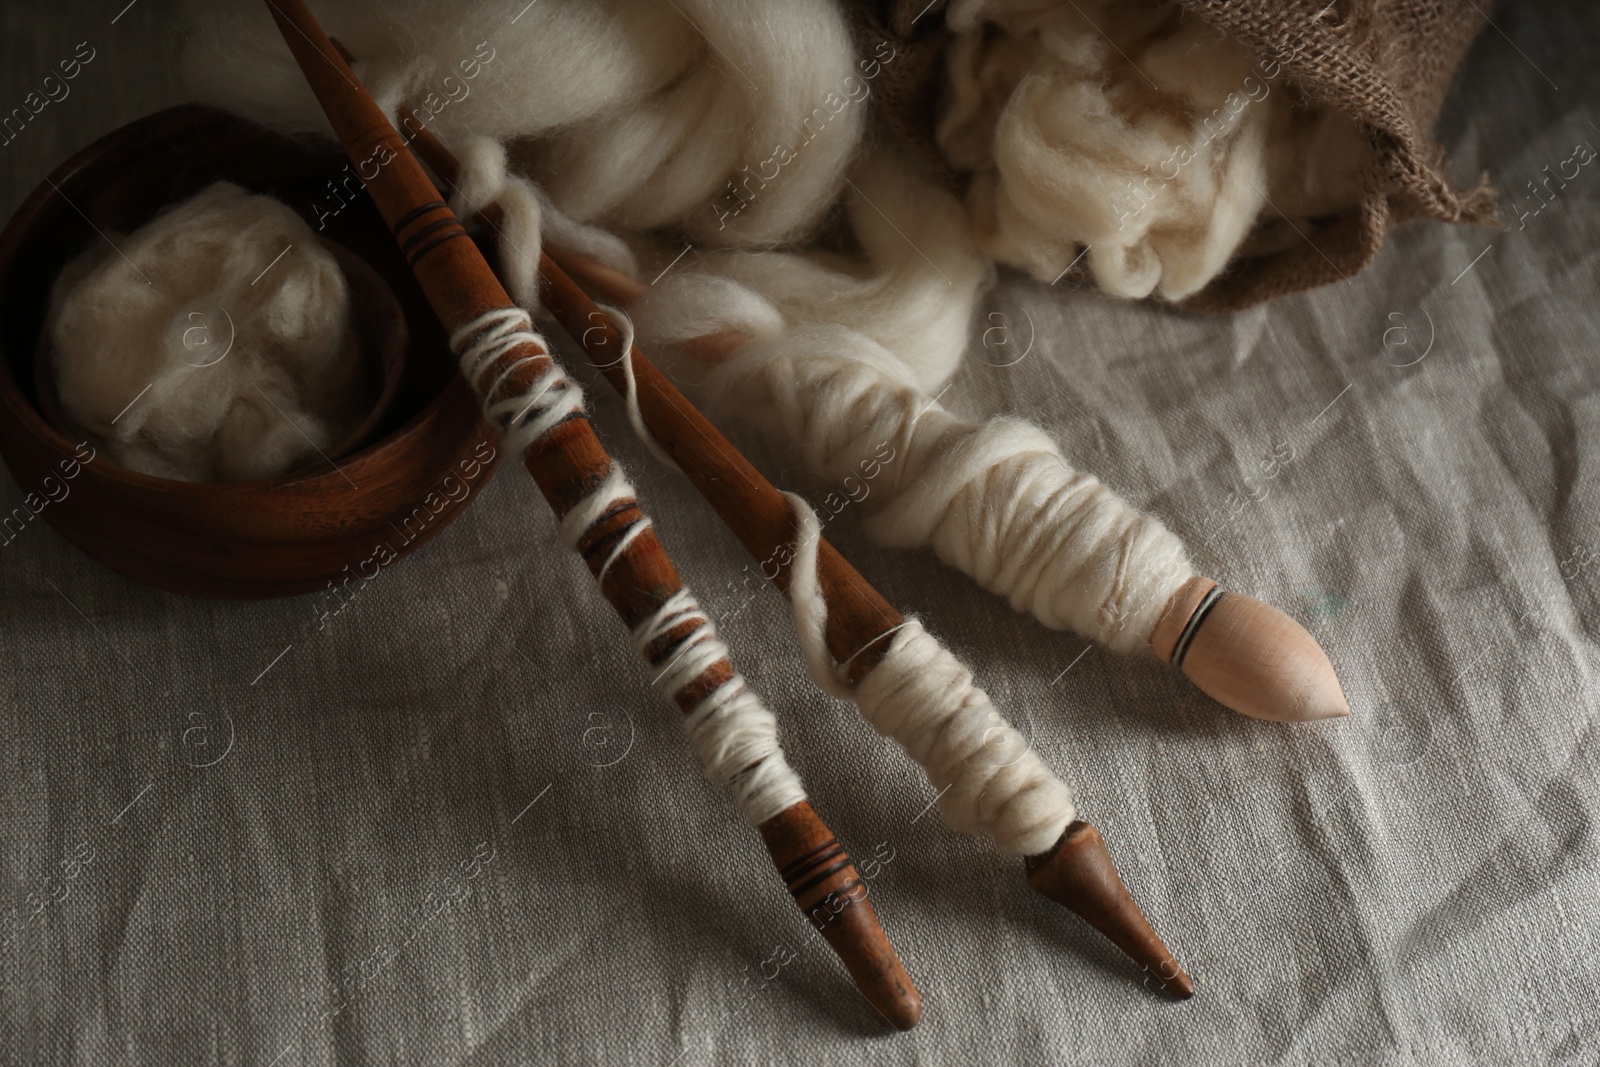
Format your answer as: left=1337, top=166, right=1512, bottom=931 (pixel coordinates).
left=0, top=105, right=501, bottom=598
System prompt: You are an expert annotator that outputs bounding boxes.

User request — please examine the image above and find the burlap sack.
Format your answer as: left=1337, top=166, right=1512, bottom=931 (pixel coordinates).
left=851, top=0, right=1499, bottom=311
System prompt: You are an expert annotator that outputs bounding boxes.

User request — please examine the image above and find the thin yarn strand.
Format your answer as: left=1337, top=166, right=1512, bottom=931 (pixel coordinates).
left=448, top=307, right=805, bottom=827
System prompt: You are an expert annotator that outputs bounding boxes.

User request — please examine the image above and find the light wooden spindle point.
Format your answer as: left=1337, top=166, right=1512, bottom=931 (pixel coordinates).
left=1026, top=822, right=1194, bottom=998
left=1150, top=577, right=1349, bottom=723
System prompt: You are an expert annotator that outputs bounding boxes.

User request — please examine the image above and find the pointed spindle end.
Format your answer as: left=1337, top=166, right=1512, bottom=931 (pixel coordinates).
left=1026, top=821, right=1193, bottom=998
left=1150, top=576, right=1349, bottom=723
left=760, top=803, right=923, bottom=1029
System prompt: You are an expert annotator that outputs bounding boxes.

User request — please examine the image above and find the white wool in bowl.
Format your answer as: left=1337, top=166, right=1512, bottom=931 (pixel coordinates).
left=47, top=181, right=366, bottom=482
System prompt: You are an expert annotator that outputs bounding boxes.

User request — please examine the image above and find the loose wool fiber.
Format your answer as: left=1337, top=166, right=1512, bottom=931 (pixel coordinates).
left=48, top=181, right=365, bottom=482
left=941, top=0, right=1364, bottom=300
left=184, top=0, right=865, bottom=250
left=179, top=0, right=1359, bottom=644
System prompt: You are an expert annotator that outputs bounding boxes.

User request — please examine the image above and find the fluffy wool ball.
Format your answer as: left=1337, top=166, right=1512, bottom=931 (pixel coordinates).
left=939, top=0, right=1362, bottom=302
left=48, top=181, right=365, bottom=482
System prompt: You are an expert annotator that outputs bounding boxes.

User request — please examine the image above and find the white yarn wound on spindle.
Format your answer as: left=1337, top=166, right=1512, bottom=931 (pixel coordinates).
left=617, top=149, right=1197, bottom=654
left=448, top=305, right=804, bottom=827
left=704, top=328, right=1196, bottom=655
left=782, top=493, right=1075, bottom=857
left=556, top=465, right=654, bottom=584
left=623, top=150, right=1196, bottom=653
left=633, top=588, right=806, bottom=826
left=183, top=3, right=1359, bottom=656
left=443, top=138, right=679, bottom=476
left=450, top=306, right=581, bottom=458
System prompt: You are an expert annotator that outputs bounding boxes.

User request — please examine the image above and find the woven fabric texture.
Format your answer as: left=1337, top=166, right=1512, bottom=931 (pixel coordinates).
left=1, top=2, right=1594, bottom=1064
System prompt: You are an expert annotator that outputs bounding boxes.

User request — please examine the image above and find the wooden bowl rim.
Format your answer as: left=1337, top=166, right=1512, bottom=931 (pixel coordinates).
left=319, top=236, right=410, bottom=460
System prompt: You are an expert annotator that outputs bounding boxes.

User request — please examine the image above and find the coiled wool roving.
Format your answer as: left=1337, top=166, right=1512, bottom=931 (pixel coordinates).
left=174, top=0, right=1266, bottom=646
left=183, top=0, right=865, bottom=251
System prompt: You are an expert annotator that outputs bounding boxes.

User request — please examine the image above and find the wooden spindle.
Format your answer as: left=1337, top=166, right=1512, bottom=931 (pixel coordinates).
left=269, top=0, right=920, bottom=1029
left=1150, top=577, right=1348, bottom=722
left=434, top=151, right=1348, bottom=727
left=391, top=115, right=1193, bottom=997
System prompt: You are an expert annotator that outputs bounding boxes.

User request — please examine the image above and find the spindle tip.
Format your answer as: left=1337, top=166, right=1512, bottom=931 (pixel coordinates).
left=1150, top=576, right=1349, bottom=723
left=1026, top=821, right=1193, bottom=998
left=759, top=803, right=923, bottom=1029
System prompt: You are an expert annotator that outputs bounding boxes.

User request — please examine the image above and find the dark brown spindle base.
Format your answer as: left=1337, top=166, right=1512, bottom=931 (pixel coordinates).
left=760, top=801, right=922, bottom=1030
left=1025, top=822, right=1194, bottom=998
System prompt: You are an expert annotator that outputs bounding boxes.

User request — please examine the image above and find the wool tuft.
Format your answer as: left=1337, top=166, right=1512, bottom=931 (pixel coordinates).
left=48, top=181, right=366, bottom=483
left=939, top=0, right=1363, bottom=301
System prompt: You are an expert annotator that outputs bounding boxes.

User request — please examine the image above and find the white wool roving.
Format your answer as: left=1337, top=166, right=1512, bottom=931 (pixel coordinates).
left=626, top=150, right=1195, bottom=654
left=939, top=0, right=1282, bottom=301
left=48, top=181, right=364, bottom=482
left=182, top=0, right=866, bottom=249
left=177, top=1, right=1245, bottom=653
left=642, top=148, right=993, bottom=395
left=785, top=494, right=1074, bottom=856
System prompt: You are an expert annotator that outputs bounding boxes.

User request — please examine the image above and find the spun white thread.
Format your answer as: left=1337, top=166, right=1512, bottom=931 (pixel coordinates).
left=450, top=306, right=582, bottom=458
left=555, top=465, right=652, bottom=584
left=596, top=303, right=680, bottom=473
left=449, top=307, right=804, bottom=827
left=782, top=492, right=855, bottom=700
left=633, top=589, right=807, bottom=825
left=781, top=493, right=1075, bottom=857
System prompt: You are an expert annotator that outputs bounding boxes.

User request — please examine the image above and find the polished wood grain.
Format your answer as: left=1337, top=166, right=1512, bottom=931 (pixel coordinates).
left=391, top=113, right=1192, bottom=995
left=760, top=803, right=921, bottom=1029
left=1027, top=822, right=1194, bottom=998
left=1151, top=576, right=1350, bottom=722
left=273, top=1, right=920, bottom=1029
left=0, top=105, right=496, bottom=598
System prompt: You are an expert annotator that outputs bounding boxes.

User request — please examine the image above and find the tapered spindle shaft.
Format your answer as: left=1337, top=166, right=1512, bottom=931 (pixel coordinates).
left=269, top=0, right=920, bottom=1028
left=390, top=118, right=1191, bottom=996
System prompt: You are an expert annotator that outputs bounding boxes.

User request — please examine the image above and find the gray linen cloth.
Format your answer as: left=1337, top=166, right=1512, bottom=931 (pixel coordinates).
left=1, top=2, right=1596, bottom=1063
